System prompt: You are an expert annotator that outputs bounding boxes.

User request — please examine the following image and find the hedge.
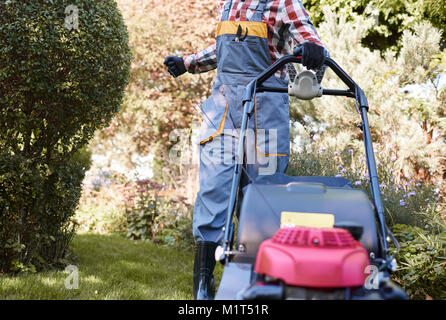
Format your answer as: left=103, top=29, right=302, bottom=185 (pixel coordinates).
left=0, top=0, right=131, bottom=273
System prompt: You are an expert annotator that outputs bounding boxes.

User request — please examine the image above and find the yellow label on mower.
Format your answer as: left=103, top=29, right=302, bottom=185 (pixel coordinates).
left=280, top=212, right=335, bottom=228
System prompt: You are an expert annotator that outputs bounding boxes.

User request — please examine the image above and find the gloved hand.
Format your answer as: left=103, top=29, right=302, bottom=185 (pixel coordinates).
left=164, top=56, right=187, bottom=78
left=301, top=42, right=326, bottom=71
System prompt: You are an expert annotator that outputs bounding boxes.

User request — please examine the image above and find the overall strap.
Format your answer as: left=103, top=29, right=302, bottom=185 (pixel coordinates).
left=250, top=0, right=267, bottom=22
left=221, top=0, right=268, bottom=22
left=221, top=0, right=233, bottom=21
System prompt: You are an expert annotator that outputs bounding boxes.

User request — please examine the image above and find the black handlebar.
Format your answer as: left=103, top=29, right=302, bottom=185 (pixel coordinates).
left=242, top=50, right=369, bottom=111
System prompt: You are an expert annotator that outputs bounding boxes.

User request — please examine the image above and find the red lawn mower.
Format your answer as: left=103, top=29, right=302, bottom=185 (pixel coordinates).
left=213, top=47, right=407, bottom=300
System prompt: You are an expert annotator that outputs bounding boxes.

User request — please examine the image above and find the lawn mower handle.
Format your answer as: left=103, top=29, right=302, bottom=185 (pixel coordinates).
left=222, top=50, right=396, bottom=271
left=244, top=54, right=367, bottom=109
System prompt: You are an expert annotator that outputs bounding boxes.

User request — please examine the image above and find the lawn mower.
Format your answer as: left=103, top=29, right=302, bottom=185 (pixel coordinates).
left=213, top=46, right=408, bottom=300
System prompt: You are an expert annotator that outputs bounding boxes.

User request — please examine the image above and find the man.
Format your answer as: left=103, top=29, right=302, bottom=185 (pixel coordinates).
left=165, top=0, right=327, bottom=300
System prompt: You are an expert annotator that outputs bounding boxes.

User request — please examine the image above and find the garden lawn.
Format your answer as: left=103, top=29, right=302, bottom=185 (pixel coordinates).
left=0, top=233, right=223, bottom=300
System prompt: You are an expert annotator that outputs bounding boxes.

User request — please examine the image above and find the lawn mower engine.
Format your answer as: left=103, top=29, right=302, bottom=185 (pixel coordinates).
left=243, top=227, right=370, bottom=300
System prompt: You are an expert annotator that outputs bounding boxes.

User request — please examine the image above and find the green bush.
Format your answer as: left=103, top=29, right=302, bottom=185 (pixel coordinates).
left=125, top=186, right=160, bottom=241
left=0, top=0, right=131, bottom=273
left=124, top=180, right=193, bottom=248
left=302, top=0, right=446, bottom=51
left=392, top=211, right=446, bottom=300
left=287, top=145, right=441, bottom=227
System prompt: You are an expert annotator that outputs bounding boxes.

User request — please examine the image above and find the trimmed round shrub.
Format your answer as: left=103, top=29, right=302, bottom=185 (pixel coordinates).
left=0, top=0, right=131, bottom=273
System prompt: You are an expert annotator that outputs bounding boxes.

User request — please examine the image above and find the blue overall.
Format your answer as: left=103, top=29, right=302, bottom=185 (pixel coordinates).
left=193, top=0, right=290, bottom=243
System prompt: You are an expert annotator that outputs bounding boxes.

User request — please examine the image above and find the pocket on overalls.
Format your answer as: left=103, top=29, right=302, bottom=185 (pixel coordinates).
left=198, top=87, right=229, bottom=145
left=254, top=91, right=290, bottom=157
left=219, top=39, right=265, bottom=75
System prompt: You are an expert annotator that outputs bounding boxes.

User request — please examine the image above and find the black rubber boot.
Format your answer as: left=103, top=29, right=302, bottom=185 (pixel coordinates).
left=193, top=241, right=218, bottom=300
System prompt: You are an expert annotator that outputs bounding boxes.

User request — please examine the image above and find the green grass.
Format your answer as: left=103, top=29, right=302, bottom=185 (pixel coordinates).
left=0, top=233, right=223, bottom=300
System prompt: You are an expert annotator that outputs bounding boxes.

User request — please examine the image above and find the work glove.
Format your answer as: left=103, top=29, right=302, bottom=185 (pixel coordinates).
left=301, top=42, right=326, bottom=71
left=164, top=56, right=187, bottom=78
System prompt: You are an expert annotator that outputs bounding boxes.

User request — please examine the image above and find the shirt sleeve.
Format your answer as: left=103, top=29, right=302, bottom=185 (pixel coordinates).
left=182, top=42, right=218, bottom=74
left=282, top=0, right=328, bottom=81
left=282, top=0, right=326, bottom=48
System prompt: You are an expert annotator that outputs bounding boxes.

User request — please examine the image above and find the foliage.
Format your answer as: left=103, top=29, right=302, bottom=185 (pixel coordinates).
left=88, top=0, right=218, bottom=193
left=75, top=170, right=194, bottom=249
left=391, top=209, right=446, bottom=300
left=124, top=179, right=193, bottom=248
left=302, top=0, right=446, bottom=51
left=0, top=0, right=131, bottom=273
left=0, top=0, right=132, bottom=160
left=125, top=182, right=160, bottom=241
left=290, top=11, right=445, bottom=189
left=287, top=145, right=443, bottom=227
left=0, top=151, right=85, bottom=273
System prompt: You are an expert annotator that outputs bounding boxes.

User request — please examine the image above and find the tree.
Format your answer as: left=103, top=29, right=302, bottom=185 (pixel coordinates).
left=0, top=0, right=131, bottom=273
left=303, top=0, right=446, bottom=51
left=290, top=9, right=445, bottom=185
left=87, top=0, right=219, bottom=200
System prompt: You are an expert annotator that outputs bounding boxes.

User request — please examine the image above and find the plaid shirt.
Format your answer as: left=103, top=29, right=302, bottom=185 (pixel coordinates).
left=183, top=0, right=326, bottom=76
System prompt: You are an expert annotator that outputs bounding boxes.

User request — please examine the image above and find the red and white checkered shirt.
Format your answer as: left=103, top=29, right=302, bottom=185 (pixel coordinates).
left=183, top=0, right=326, bottom=75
